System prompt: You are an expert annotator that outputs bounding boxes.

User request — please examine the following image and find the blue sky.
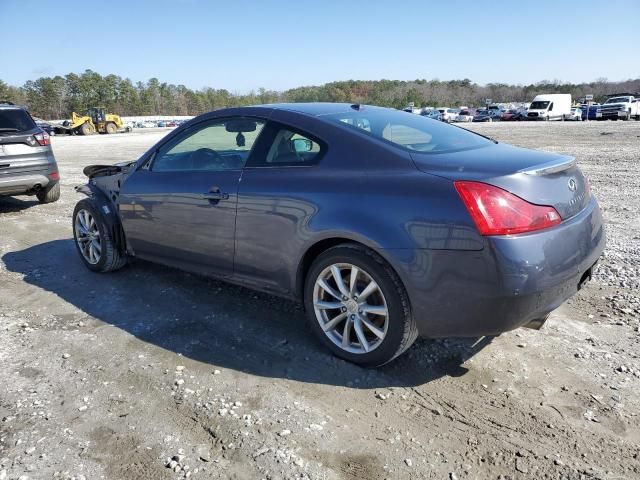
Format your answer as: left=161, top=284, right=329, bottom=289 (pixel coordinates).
left=1, top=0, right=637, bottom=91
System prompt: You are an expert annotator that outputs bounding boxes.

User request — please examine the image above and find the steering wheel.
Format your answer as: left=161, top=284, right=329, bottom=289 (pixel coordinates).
left=189, top=148, right=222, bottom=170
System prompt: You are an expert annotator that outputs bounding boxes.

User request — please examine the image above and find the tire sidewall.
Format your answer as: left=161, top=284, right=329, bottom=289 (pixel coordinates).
left=303, top=246, right=410, bottom=367
left=72, top=199, right=111, bottom=272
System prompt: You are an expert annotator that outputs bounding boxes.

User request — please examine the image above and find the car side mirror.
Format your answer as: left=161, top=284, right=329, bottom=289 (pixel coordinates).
left=291, top=138, right=312, bottom=153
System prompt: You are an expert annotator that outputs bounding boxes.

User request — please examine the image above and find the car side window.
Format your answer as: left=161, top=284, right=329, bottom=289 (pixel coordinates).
left=152, top=118, right=265, bottom=172
left=548, top=102, right=554, bottom=111
left=263, top=128, right=322, bottom=165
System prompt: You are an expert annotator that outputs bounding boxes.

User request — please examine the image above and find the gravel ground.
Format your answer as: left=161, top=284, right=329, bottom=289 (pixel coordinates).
left=0, top=121, right=639, bottom=480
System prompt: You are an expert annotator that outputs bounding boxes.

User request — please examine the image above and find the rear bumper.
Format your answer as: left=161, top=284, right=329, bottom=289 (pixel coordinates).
left=0, top=171, right=53, bottom=196
left=387, top=196, right=605, bottom=337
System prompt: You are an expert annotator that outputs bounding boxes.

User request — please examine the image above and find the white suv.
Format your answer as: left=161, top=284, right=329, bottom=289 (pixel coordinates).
left=437, top=108, right=460, bottom=123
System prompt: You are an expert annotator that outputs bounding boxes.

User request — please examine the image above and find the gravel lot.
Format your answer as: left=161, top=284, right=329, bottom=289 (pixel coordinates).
left=1, top=121, right=639, bottom=480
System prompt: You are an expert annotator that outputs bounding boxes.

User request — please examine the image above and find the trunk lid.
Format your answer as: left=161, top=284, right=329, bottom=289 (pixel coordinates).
left=0, top=108, right=54, bottom=175
left=0, top=132, right=54, bottom=175
left=411, top=143, right=590, bottom=220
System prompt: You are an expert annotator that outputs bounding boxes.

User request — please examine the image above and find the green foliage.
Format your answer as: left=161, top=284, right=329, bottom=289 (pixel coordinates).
left=2, top=71, right=639, bottom=119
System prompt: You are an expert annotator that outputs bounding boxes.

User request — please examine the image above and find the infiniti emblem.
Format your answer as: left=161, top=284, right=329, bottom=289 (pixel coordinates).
left=568, top=178, right=577, bottom=192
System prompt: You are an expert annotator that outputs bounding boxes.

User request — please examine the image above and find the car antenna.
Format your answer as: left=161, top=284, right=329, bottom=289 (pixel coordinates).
left=350, top=104, right=362, bottom=111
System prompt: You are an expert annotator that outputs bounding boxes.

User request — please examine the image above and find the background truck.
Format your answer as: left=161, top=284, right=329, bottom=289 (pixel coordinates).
left=595, top=94, right=640, bottom=121
left=56, top=107, right=128, bottom=135
left=526, top=94, right=572, bottom=121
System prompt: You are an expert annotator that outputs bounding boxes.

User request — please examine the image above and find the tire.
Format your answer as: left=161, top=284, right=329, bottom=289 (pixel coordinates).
left=80, top=122, right=93, bottom=135
left=72, top=199, right=127, bottom=273
left=36, top=182, right=60, bottom=204
left=105, top=122, right=117, bottom=134
left=303, top=244, right=417, bottom=367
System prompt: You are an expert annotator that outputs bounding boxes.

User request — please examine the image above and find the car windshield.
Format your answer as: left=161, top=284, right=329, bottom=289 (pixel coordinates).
left=604, top=97, right=629, bottom=104
left=530, top=101, right=550, bottom=110
left=0, top=108, right=37, bottom=133
left=323, top=107, right=491, bottom=153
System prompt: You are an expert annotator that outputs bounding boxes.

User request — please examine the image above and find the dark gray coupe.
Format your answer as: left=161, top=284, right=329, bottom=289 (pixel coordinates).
left=73, top=103, right=605, bottom=366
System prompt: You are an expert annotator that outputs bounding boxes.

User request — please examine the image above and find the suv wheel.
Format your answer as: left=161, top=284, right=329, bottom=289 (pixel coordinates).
left=72, top=199, right=127, bottom=272
left=304, top=245, right=417, bottom=367
left=36, top=182, right=60, bottom=204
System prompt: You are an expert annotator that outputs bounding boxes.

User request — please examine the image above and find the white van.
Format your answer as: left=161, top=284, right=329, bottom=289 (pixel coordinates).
left=526, top=94, right=572, bottom=121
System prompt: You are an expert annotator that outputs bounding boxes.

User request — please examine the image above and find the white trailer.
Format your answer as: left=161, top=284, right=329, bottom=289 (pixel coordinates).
left=526, top=94, right=572, bottom=121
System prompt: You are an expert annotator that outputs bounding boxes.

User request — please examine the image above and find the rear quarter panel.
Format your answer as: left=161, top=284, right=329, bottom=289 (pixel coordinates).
left=233, top=114, right=484, bottom=296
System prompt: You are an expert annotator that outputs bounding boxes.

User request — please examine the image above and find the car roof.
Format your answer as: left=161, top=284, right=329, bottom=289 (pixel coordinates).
left=0, top=102, right=28, bottom=111
left=258, top=102, right=380, bottom=116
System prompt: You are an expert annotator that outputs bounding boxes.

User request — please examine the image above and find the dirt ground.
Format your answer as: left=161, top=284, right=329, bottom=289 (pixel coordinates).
left=1, top=121, right=639, bottom=480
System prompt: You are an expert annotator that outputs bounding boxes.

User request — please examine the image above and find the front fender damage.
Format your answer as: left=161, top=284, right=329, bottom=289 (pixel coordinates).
left=75, top=162, right=135, bottom=256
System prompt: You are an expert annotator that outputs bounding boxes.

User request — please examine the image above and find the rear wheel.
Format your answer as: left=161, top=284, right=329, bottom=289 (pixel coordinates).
left=72, top=199, right=127, bottom=272
left=36, top=182, right=60, bottom=204
left=304, top=244, right=417, bottom=367
left=105, top=122, right=117, bottom=134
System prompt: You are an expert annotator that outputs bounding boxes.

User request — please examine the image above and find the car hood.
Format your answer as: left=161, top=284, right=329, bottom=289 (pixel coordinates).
left=410, top=143, right=590, bottom=219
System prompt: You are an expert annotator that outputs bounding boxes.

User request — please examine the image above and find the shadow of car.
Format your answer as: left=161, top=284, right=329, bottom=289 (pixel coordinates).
left=2, top=239, right=494, bottom=388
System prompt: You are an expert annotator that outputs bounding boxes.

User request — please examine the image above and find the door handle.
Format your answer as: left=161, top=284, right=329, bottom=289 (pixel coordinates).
left=201, top=188, right=229, bottom=201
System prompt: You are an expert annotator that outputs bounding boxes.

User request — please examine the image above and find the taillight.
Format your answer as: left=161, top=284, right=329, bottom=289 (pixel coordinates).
left=454, top=181, right=561, bottom=236
left=34, top=129, right=50, bottom=146
left=48, top=171, right=60, bottom=181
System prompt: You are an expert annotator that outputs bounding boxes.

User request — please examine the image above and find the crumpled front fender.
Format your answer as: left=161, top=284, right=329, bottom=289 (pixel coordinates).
left=75, top=183, right=128, bottom=255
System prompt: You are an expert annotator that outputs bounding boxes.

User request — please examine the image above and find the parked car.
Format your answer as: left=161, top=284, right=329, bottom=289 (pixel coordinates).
left=0, top=103, right=60, bottom=203
left=566, top=107, right=583, bottom=121
left=73, top=103, right=604, bottom=366
left=427, top=110, right=443, bottom=121
left=581, top=104, right=600, bottom=121
left=33, top=118, right=57, bottom=136
left=437, top=108, right=459, bottom=123
left=455, top=109, right=475, bottom=122
left=472, top=110, right=495, bottom=122
left=500, top=109, right=520, bottom=121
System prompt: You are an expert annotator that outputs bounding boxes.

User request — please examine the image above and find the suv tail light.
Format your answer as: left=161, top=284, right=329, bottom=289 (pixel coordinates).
left=34, top=129, right=50, bottom=146
left=454, top=181, right=561, bottom=236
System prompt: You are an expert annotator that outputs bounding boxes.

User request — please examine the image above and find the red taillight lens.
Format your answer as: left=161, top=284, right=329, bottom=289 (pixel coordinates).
left=34, top=129, right=50, bottom=146
left=454, top=181, right=561, bottom=236
left=48, top=171, right=60, bottom=181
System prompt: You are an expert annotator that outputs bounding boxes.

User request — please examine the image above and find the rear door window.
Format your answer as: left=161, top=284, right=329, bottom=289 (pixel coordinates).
left=0, top=109, right=37, bottom=134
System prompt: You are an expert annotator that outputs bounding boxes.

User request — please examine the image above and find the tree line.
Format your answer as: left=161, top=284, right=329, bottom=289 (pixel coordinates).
left=1, top=70, right=638, bottom=120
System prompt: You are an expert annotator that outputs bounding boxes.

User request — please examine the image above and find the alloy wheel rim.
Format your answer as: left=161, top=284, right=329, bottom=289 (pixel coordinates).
left=313, top=263, right=389, bottom=354
left=75, top=209, right=102, bottom=264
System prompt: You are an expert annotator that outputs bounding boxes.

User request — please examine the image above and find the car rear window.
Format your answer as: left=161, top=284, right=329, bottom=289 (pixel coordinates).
left=323, top=107, right=491, bottom=153
left=0, top=109, right=37, bottom=133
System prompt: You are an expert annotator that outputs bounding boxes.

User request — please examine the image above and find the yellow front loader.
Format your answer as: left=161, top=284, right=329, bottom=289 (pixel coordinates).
left=59, top=107, right=126, bottom=135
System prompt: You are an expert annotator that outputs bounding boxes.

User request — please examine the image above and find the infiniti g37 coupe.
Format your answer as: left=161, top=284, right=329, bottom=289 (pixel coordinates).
left=73, top=103, right=605, bottom=366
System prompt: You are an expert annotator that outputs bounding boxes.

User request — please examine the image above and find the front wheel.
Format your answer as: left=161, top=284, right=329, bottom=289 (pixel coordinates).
left=80, top=122, right=93, bottom=135
left=105, top=122, right=117, bottom=134
left=72, top=199, right=127, bottom=272
left=304, top=245, right=417, bottom=367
